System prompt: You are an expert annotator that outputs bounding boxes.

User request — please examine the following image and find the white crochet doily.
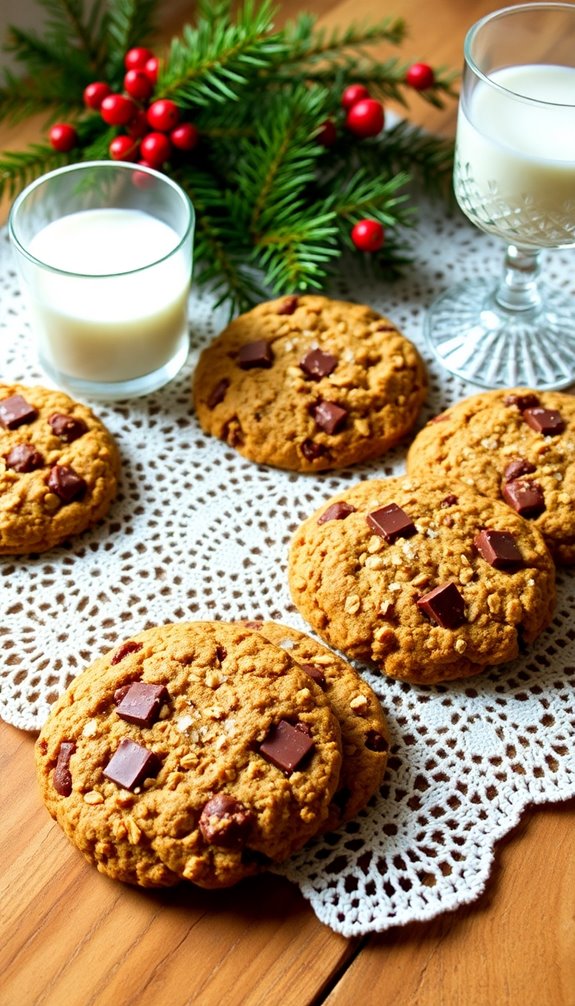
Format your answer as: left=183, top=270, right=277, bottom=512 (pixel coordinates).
left=1, top=200, right=574, bottom=938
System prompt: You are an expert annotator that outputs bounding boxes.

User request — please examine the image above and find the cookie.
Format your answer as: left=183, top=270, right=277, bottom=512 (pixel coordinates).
left=35, top=622, right=343, bottom=888
left=192, top=294, right=427, bottom=471
left=406, top=388, right=575, bottom=564
left=288, top=476, right=556, bottom=684
left=0, top=383, right=120, bottom=553
left=240, top=620, right=389, bottom=830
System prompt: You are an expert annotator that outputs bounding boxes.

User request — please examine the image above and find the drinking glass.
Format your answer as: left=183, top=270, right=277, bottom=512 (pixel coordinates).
left=9, top=161, right=195, bottom=400
left=425, top=3, right=575, bottom=390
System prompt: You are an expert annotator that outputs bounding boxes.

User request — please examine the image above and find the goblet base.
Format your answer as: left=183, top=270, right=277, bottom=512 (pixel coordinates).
left=425, top=278, right=575, bottom=391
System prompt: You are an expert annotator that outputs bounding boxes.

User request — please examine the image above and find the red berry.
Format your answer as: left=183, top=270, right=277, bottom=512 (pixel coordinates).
left=351, top=220, right=385, bottom=252
left=316, top=119, right=337, bottom=147
left=109, top=135, right=139, bottom=161
left=124, top=47, right=154, bottom=71
left=345, top=98, right=385, bottom=138
left=144, top=56, right=160, bottom=84
left=123, top=69, right=154, bottom=102
left=170, top=122, right=199, bottom=151
left=49, top=123, right=78, bottom=152
left=127, top=108, right=150, bottom=139
left=100, top=93, right=136, bottom=126
left=140, top=131, right=172, bottom=167
left=406, top=62, right=435, bottom=90
left=147, top=99, right=180, bottom=132
left=83, top=81, right=111, bottom=110
left=341, top=84, right=370, bottom=110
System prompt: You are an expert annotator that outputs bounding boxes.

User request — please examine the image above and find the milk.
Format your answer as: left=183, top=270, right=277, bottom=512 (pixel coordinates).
left=455, top=64, right=575, bottom=247
left=26, top=208, right=191, bottom=383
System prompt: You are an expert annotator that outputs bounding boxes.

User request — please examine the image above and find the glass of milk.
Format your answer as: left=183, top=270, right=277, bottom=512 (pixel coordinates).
left=9, top=161, right=195, bottom=399
left=425, top=3, right=575, bottom=390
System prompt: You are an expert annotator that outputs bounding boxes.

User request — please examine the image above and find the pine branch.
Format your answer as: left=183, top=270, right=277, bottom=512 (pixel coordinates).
left=0, top=145, right=69, bottom=200
left=253, top=208, right=340, bottom=293
left=0, top=73, right=81, bottom=125
left=280, top=13, right=407, bottom=63
left=3, top=26, right=94, bottom=84
left=105, top=0, right=158, bottom=79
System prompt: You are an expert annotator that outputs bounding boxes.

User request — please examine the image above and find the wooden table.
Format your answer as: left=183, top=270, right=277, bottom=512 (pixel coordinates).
left=1, top=2, right=574, bottom=1004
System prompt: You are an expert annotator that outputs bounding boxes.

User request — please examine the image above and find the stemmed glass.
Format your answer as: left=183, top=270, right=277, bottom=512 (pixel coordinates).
left=425, top=3, right=575, bottom=390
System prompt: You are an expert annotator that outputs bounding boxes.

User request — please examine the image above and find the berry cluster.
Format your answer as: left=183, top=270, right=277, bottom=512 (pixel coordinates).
left=49, top=46, right=198, bottom=169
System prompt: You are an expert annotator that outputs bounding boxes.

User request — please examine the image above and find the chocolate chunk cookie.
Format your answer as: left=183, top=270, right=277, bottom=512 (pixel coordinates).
left=239, top=620, right=389, bottom=830
left=35, top=622, right=342, bottom=888
left=192, top=295, right=427, bottom=471
left=288, top=476, right=556, bottom=684
left=406, top=388, right=575, bottom=564
left=0, top=383, right=120, bottom=553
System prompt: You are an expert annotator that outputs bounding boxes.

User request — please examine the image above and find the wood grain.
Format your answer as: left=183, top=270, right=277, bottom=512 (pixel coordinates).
left=1, top=2, right=574, bottom=1004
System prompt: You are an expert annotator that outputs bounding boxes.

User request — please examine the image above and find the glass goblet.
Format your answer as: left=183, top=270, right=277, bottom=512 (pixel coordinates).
left=425, top=2, right=575, bottom=390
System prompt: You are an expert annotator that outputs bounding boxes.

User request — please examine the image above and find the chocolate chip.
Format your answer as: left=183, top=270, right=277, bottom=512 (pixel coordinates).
left=215, top=645, right=227, bottom=663
left=206, top=379, right=229, bottom=410
left=259, top=719, right=314, bottom=775
left=299, top=662, right=327, bottom=689
left=300, top=439, right=326, bottom=462
left=111, top=640, right=143, bottom=665
left=103, top=738, right=161, bottom=790
left=503, top=458, right=537, bottom=482
left=113, top=684, right=133, bottom=704
left=199, top=794, right=254, bottom=847
left=313, top=400, right=347, bottom=434
left=501, top=478, right=545, bottom=518
left=115, top=682, right=169, bottom=727
left=366, top=503, right=416, bottom=543
left=504, top=392, right=540, bottom=410
left=365, top=731, right=389, bottom=753
left=317, top=501, right=356, bottom=525
left=439, top=494, right=458, bottom=508
left=53, top=741, right=75, bottom=796
left=237, top=341, right=274, bottom=369
left=5, top=443, right=45, bottom=472
left=47, top=464, right=87, bottom=503
left=276, top=295, right=299, bottom=315
left=522, top=407, right=565, bottom=436
left=0, top=394, right=38, bottom=430
left=300, top=349, right=337, bottom=380
left=48, top=413, right=88, bottom=443
left=474, top=529, right=524, bottom=571
left=416, top=582, right=466, bottom=629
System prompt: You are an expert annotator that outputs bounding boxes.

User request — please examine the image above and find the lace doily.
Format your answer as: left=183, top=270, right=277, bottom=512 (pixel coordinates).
left=1, top=201, right=574, bottom=938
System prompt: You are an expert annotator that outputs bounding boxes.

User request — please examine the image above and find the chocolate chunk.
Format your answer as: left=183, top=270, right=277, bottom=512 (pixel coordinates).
left=365, top=731, right=389, bottom=752
left=0, top=394, right=38, bottom=430
left=300, top=349, right=337, bottom=380
left=300, top=439, right=326, bottom=462
left=503, top=458, right=536, bottom=483
left=259, top=719, right=314, bottom=775
left=47, top=464, right=87, bottom=503
left=53, top=741, right=75, bottom=797
left=317, top=501, right=356, bottom=525
left=439, top=494, right=458, bottom=508
left=206, top=378, right=229, bottom=409
left=113, top=683, right=133, bottom=704
left=522, top=407, right=565, bottom=436
left=5, top=443, right=45, bottom=472
left=299, top=662, right=327, bottom=689
left=276, top=295, right=299, bottom=315
left=103, top=738, right=161, bottom=790
left=313, top=400, right=347, bottom=434
left=367, top=503, right=416, bottom=543
left=236, top=340, right=274, bottom=369
left=115, top=682, right=169, bottom=727
left=474, top=529, right=524, bottom=571
left=199, top=794, right=254, bottom=847
left=504, top=392, right=540, bottom=411
left=416, top=582, right=466, bottom=629
left=47, top=412, right=88, bottom=442
left=111, top=640, right=143, bottom=665
left=502, top=478, right=545, bottom=518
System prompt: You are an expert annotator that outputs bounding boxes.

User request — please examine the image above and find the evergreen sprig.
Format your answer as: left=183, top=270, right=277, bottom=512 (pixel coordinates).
left=0, top=0, right=458, bottom=313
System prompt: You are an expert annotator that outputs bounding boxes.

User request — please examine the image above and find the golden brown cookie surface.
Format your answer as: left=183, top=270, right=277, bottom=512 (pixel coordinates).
left=240, top=620, right=389, bottom=830
left=35, top=622, right=343, bottom=889
left=192, top=295, right=427, bottom=471
left=406, top=388, right=575, bottom=564
left=288, top=476, right=556, bottom=684
left=0, top=383, right=119, bottom=553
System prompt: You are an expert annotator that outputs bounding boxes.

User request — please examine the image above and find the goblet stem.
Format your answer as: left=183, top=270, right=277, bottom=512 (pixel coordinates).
left=494, top=245, right=543, bottom=312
